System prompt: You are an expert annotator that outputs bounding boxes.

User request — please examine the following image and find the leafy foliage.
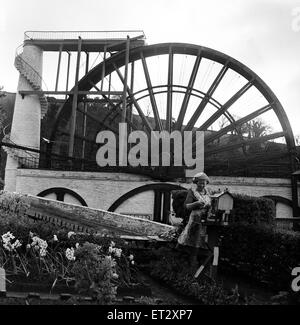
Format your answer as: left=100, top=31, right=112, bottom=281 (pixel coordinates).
left=231, top=194, right=275, bottom=225
left=71, top=242, right=118, bottom=304
left=220, top=223, right=300, bottom=291
left=140, top=247, right=242, bottom=305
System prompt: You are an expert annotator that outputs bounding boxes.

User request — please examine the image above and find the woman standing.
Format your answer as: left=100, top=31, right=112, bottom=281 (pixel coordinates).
left=177, top=172, right=211, bottom=265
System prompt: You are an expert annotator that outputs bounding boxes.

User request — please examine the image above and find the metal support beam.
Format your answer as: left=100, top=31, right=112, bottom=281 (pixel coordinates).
left=122, top=36, right=130, bottom=123
left=85, top=52, right=89, bottom=75
left=81, top=52, right=90, bottom=170
left=65, top=51, right=71, bottom=99
left=166, top=47, right=173, bottom=132
left=68, top=36, right=82, bottom=158
left=101, top=47, right=107, bottom=92
left=55, top=44, right=63, bottom=91
left=128, top=61, right=135, bottom=135
left=108, top=72, right=112, bottom=100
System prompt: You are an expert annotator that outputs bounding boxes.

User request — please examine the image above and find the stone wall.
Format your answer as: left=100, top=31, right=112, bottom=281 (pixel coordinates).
left=15, top=169, right=300, bottom=219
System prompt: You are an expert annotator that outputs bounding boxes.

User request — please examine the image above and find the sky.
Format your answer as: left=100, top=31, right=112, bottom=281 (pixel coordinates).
left=1, top=0, right=300, bottom=136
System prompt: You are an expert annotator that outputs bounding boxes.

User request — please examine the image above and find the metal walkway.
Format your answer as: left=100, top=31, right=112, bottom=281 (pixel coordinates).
left=23, top=30, right=146, bottom=52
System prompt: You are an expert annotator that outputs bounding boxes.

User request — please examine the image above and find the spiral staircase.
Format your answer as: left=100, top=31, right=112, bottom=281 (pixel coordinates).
left=14, top=52, right=49, bottom=119
left=1, top=49, right=47, bottom=168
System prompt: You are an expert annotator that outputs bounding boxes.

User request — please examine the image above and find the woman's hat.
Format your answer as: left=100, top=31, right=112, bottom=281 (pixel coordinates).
left=192, top=172, right=210, bottom=184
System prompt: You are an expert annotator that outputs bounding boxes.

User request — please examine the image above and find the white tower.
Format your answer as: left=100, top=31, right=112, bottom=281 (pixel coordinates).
left=4, top=44, right=43, bottom=191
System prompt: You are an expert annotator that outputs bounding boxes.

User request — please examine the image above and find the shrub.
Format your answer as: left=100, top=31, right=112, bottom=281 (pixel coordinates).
left=220, top=222, right=300, bottom=291
left=71, top=242, right=118, bottom=304
left=231, top=194, right=275, bottom=225
left=140, top=247, right=242, bottom=305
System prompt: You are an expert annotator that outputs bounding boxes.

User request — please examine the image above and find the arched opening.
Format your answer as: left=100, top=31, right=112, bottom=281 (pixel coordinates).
left=37, top=187, right=88, bottom=206
left=108, top=182, right=186, bottom=224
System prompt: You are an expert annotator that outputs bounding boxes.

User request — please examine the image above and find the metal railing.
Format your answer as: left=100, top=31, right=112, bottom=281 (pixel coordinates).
left=17, top=154, right=182, bottom=180
left=24, top=30, right=146, bottom=41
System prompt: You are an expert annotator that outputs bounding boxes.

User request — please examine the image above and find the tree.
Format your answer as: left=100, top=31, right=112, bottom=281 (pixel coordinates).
left=0, top=86, right=7, bottom=135
left=244, top=119, right=272, bottom=139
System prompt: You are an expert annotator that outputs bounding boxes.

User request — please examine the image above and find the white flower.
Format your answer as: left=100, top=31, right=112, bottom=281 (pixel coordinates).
left=105, top=255, right=116, bottom=267
left=114, top=248, right=122, bottom=258
left=30, top=236, right=48, bottom=256
left=75, top=243, right=80, bottom=249
left=40, top=248, right=47, bottom=257
left=112, top=273, right=119, bottom=279
left=53, top=235, right=58, bottom=242
left=67, top=231, right=76, bottom=239
left=1, top=232, right=21, bottom=252
left=29, top=231, right=34, bottom=238
left=2, top=231, right=15, bottom=242
left=131, top=261, right=135, bottom=265
left=26, top=244, right=31, bottom=250
left=129, top=254, right=134, bottom=261
left=108, top=244, right=122, bottom=258
left=12, top=239, right=21, bottom=250
left=65, top=247, right=76, bottom=261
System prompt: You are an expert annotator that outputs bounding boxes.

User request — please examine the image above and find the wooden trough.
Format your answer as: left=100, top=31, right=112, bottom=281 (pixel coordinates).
left=0, top=191, right=175, bottom=241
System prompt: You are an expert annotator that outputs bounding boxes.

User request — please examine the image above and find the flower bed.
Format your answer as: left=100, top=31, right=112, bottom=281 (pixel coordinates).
left=0, top=210, right=140, bottom=304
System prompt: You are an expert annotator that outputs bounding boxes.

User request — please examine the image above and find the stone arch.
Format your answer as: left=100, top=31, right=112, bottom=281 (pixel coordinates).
left=37, top=187, right=88, bottom=206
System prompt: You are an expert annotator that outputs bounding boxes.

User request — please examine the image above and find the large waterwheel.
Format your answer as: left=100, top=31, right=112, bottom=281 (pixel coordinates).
left=46, top=43, right=297, bottom=183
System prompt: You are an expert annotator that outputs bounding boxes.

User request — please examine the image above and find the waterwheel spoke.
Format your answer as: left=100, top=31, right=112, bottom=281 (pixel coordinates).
left=109, top=101, right=140, bottom=132
left=175, top=53, right=202, bottom=131
left=205, top=103, right=273, bottom=145
left=113, top=63, right=154, bottom=134
left=88, top=80, right=121, bottom=122
left=198, top=80, right=253, bottom=131
left=166, top=46, right=173, bottom=132
left=184, top=64, right=228, bottom=131
left=77, top=104, right=119, bottom=134
left=88, top=80, right=137, bottom=130
left=203, top=131, right=286, bottom=156
left=140, top=52, right=162, bottom=131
